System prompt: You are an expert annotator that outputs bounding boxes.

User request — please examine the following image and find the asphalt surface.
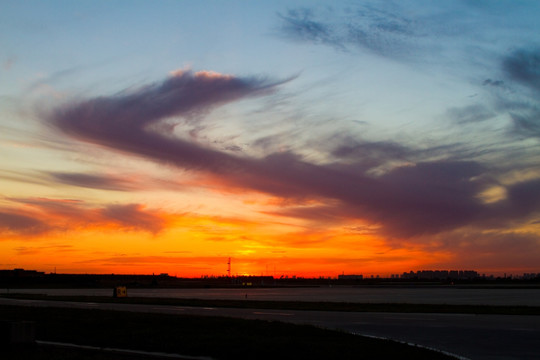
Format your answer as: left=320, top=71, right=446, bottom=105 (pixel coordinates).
left=1, top=297, right=539, bottom=360
left=4, top=287, right=540, bottom=306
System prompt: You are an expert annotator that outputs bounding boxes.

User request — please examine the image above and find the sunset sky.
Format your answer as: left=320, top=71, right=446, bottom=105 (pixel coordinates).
left=1, top=1, right=539, bottom=277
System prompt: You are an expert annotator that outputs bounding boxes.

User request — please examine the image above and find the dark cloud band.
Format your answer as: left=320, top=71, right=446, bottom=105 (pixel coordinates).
left=46, top=70, right=540, bottom=239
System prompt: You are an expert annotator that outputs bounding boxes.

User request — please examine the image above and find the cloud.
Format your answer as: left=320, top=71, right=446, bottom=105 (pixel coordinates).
left=45, top=70, right=540, bottom=240
left=473, top=48, right=540, bottom=140
left=49, top=172, right=138, bottom=191
left=509, top=110, right=540, bottom=138
left=503, top=48, right=540, bottom=92
left=78, top=255, right=219, bottom=265
left=0, top=170, right=52, bottom=187
left=367, top=161, right=486, bottom=237
left=276, top=1, right=540, bottom=90
left=331, top=138, right=410, bottom=162
left=0, top=211, right=51, bottom=235
left=278, top=9, right=339, bottom=48
left=344, top=5, right=421, bottom=57
left=504, top=178, right=540, bottom=217
left=16, top=244, right=74, bottom=256
left=266, top=158, right=540, bottom=239
left=478, top=53, right=540, bottom=139
left=0, top=198, right=168, bottom=236
left=43, top=171, right=198, bottom=193
left=49, top=70, right=288, bottom=173
left=326, top=134, right=476, bottom=170
left=446, top=104, right=496, bottom=124
left=483, top=79, right=504, bottom=87
left=426, top=230, right=540, bottom=272
left=276, top=3, right=459, bottom=60
left=277, top=6, right=413, bottom=56
left=100, top=204, right=165, bottom=234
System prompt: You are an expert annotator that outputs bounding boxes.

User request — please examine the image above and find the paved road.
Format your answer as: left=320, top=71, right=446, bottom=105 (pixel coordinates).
left=1, top=297, right=539, bottom=360
left=4, top=287, right=540, bottom=306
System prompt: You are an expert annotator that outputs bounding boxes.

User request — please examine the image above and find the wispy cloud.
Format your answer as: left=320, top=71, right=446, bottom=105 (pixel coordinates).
left=446, top=105, right=496, bottom=124
left=278, top=8, right=341, bottom=49
left=48, top=70, right=289, bottom=173
left=276, top=3, right=461, bottom=60
left=503, top=47, right=540, bottom=92
left=49, top=172, right=139, bottom=191
left=469, top=46, right=540, bottom=140
left=483, top=79, right=505, bottom=88
left=0, top=211, right=51, bottom=235
left=100, top=204, right=165, bottom=234
left=510, top=111, right=540, bottom=139
left=16, top=244, right=74, bottom=256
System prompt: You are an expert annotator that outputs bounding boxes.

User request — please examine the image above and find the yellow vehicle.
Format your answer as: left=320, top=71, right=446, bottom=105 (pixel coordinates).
left=113, top=286, right=127, bottom=298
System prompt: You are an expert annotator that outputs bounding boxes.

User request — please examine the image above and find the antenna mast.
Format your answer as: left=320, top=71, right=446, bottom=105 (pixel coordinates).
left=227, top=257, right=231, bottom=277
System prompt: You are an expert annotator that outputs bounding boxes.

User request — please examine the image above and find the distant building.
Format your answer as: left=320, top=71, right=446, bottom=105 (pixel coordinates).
left=235, top=275, right=274, bottom=286
left=0, top=268, right=45, bottom=278
left=338, top=274, right=363, bottom=280
left=401, top=270, right=479, bottom=280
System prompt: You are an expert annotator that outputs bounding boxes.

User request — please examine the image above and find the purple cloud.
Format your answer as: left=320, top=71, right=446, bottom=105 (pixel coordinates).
left=100, top=204, right=165, bottom=234
left=46, top=70, right=540, bottom=239
left=49, top=172, right=137, bottom=191
left=50, top=70, right=286, bottom=173
left=1, top=198, right=167, bottom=235
left=0, top=211, right=51, bottom=235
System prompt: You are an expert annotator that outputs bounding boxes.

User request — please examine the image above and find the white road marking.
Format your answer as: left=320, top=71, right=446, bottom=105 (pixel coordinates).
left=36, top=341, right=214, bottom=360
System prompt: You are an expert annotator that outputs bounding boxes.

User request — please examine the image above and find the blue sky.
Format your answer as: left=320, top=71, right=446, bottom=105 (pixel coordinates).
left=1, top=1, right=540, bottom=276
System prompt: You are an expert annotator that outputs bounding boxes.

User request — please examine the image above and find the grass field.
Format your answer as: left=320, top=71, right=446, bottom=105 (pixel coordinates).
left=0, top=305, right=456, bottom=360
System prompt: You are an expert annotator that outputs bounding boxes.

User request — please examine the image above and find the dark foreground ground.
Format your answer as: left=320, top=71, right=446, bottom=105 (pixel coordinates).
left=1, top=345, right=169, bottom=360
left=0, top=305, right=455, bottom=360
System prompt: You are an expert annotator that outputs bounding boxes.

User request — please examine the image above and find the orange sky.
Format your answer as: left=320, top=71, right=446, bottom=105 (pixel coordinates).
left=0, top=188, right=528, bottom=277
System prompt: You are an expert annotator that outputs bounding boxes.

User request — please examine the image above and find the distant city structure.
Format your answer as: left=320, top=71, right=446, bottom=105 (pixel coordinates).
left=0, top=268, right=45, bottom=278
left=400, top=270, right=479, bottom=280
left=1, top=268, right=539, bottom=288
left=338, top=274, right=363, bottom=280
